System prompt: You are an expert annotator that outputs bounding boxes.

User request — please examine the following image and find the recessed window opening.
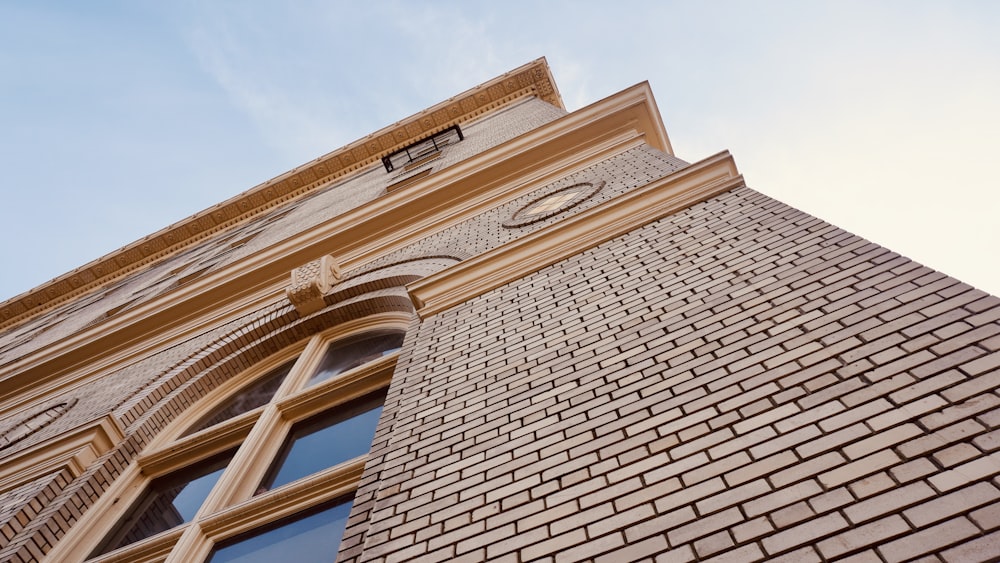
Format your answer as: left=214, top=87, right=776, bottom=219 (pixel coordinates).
left=229, top=232, right=259, bottom=249
left=207, top=497, right=354, bottom=563
left=386, top=168, right=433, bottom=193
left=307, top=330, right=404, bottom=386
left=92, top=449, right=236, bottom=557
left=176, top=266, right=213, bottom=286
left=258, top=389, right=386, bottom=493
left=403, top=151, right=442, bottom=173
left=104, top=296, right=143, bottom=318
left=381, top=125, right=463, bottom=172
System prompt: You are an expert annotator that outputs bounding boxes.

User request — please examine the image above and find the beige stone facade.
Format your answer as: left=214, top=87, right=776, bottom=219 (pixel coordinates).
left=1, top=58, right=999, bottom=562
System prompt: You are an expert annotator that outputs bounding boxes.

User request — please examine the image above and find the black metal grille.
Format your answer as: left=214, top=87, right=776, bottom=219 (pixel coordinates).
left=381, top=125, right=463, bottom=172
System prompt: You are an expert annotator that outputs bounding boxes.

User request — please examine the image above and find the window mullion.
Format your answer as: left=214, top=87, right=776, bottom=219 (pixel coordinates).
left=195, top=403, right=290, bottom=516
left=97, top=323, right=406, bottom=561
left=270, top=333, right=328, bottom=401
left=163, top=522, right=213, bottom=563
left=164, top=330, right=380, bottom=561
left=162, top=402, right=290, bottom=558
left=148, top=335, right=332, bottom=562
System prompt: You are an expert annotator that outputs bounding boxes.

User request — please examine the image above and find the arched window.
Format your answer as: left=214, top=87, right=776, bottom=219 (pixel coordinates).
left=183, top=359, right=297, bottom=437
left=307, top=330, right=403, bottom=386
left=81, top=324, right=407, bottom=563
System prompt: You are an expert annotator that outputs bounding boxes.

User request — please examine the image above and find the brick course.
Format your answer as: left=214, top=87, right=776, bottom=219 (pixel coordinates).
left=352, top=185, right=1000, bottom=562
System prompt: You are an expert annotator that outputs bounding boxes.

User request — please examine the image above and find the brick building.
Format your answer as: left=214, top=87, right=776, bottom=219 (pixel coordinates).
left=1, top=59, right=999, bottom=562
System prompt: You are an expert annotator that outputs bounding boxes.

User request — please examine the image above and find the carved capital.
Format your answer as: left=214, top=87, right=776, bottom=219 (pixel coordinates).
left=285, top=255, right=341, bottom=316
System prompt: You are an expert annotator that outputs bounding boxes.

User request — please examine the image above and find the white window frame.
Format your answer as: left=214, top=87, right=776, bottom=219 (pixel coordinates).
left=48, top=313, right=407, bottom=563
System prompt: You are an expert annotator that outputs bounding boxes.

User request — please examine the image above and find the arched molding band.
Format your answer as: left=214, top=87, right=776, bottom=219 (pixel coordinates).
left=323, top=256, right=465, bottom=307
left=122, top=288, right=415, bottom=435
left=0, top=288, right=415, bottom=563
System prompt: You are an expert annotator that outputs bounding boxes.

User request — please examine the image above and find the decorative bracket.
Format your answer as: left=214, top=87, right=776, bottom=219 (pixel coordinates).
left=286, top=255, right=342, bottom=316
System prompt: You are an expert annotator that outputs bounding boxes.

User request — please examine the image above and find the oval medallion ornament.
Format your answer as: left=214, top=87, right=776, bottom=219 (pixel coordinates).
left=0, top=399, right=78, bottom=450
left=503, top=181, right=605, bottom=228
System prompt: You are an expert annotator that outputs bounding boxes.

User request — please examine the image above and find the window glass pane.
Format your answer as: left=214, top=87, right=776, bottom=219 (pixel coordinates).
left=93, top=450, right=234, bottom=556
left=260, top=391, right=385, bottom=492
left=207, top=499, right=353, bottom=563
left=183, top=359, right=296, bottom=436
left=307, top=331, right=403, bottom=386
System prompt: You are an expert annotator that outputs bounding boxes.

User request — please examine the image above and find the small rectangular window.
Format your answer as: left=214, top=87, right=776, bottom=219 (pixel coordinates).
left=381, top=125, right=463, bottom=172
left=386, top=168, right=433, bottom=193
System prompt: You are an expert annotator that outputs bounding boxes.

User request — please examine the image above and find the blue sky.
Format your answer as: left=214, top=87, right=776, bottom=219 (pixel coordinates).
left=1, top=1, right=998, bottom=301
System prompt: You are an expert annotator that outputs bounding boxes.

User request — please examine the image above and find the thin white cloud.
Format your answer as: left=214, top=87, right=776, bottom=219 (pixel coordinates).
left=1, top=0, right=998, bottom=300
left=183, top=11, right=351, bottom=162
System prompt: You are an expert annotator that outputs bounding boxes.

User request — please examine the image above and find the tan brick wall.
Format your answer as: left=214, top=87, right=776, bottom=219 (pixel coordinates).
left=0, top=97, right=579, bottom=560
left=0, top=469, right=73, bottom=552
left=353, top=186, right=1000, bottom=562
left=4, top=89, right=998, bottom=561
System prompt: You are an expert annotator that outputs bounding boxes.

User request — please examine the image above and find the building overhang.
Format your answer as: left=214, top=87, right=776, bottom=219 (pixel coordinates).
left=0, top=58, right=564, bottom=333
left=0, top=79, right=704, bottom=412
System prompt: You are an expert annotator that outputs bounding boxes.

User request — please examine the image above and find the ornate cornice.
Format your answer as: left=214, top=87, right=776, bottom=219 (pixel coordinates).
left=0, top=81, right=666, bottom=410
left=0, top=58, right=563, bottom=332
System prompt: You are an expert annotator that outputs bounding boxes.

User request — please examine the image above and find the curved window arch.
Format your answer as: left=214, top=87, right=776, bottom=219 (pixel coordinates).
left=308, top=330, right=404, bottom=386
left=182, top=359, right=297, bottom=437
left=81, top=321, right=407, bottom=563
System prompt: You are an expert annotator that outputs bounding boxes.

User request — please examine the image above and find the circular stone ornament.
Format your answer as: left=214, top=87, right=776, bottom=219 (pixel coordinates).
left=503, top=180, right=606, bottom=228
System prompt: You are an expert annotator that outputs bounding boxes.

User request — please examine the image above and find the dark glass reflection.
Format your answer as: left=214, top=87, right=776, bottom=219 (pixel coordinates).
left=92, top=450, right=234, bottom=557
left=184, top=359, right=297, bottom=436
left=208, top=499, right=353, bottom=563
left=260, top=391, right=385, bottom=493
left=307, top=331, right=404, bottom=386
